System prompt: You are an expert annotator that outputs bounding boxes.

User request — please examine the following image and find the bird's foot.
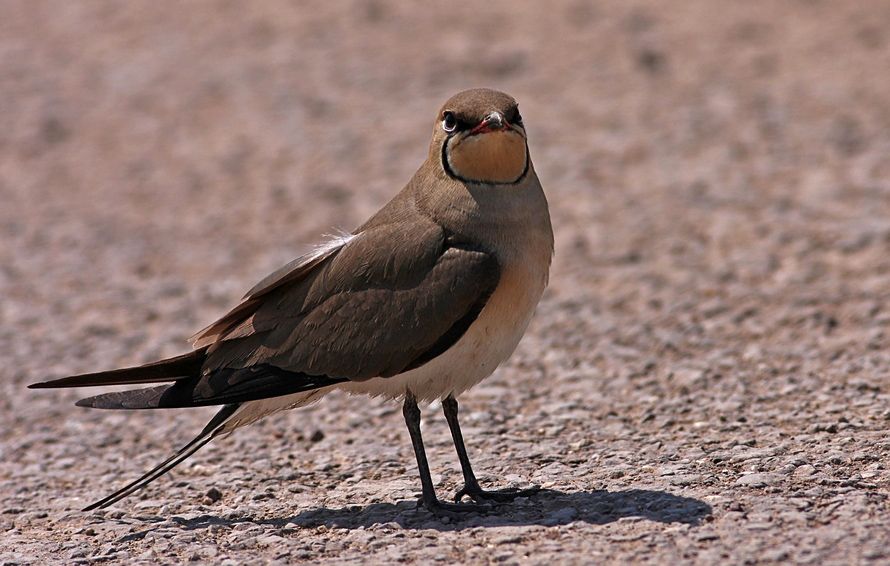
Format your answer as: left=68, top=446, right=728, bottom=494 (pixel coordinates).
left=418, top=497, right=495, bottom=518
left=454, top=483, right=541, bottom=503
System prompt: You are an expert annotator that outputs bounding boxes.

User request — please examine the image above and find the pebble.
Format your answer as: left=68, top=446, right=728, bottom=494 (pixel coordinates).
left=668, top=474, right=703, bottom=486
left=734, top=473, right=782, bottom=488
left=310, top=430, right=325, bottom=443
left=204, top=487, right=223, bottom=503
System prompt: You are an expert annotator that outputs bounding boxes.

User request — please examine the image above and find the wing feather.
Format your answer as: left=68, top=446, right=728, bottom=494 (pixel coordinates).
left=189, top=234, right=353, bottom=348
left=197, top=219, right=500, bottom=387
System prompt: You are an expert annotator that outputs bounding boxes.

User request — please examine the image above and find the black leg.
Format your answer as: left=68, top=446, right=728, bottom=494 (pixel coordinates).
left=442, top=394, right=540, bottom=503
left=402, top=391, right=490, bottom=517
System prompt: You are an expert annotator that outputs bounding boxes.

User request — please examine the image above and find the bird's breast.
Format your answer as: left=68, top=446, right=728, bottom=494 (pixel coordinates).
left=340, top=227, right=551, bottom=403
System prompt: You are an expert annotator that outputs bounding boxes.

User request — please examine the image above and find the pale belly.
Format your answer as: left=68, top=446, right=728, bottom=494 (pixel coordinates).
left=339, top=262, right=548, bottom=403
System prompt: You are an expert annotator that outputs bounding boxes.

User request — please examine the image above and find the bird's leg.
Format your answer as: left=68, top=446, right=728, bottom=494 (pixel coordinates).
left=442, top=394, right=540, bottom=503
left=402, top=391, right=490, bottom=516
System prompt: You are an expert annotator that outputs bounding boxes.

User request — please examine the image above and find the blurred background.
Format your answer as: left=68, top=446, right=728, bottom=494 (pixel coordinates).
left=3, top=1, right=890, bottom=563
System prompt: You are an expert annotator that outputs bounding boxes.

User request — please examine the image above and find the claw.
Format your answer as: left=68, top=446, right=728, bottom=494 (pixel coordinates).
left=454, top=484, right=541, bottom=503
left=418, top=496, right=495, bottom=518
left=453, top=486, right=470, bottom=503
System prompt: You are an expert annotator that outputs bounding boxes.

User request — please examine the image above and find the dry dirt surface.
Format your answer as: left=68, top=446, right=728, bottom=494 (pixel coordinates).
left=3, top=1, right=890, bottom=564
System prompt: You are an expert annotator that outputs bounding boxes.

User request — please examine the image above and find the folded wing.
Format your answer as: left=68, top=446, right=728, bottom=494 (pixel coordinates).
left=200, top=217, right=501, bottom=383
left=47, top=217, right=500, bottom=409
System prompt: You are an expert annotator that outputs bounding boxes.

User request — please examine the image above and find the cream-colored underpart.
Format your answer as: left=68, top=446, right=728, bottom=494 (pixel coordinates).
left=339, top=252, right=549, bottom=403
left=447, top=130, right=527, bottom=184
left=218, top=386, right=336, bottom=434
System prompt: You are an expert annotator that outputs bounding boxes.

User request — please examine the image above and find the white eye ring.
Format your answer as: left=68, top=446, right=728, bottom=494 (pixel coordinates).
left=442, top=112, right=457, bottom=132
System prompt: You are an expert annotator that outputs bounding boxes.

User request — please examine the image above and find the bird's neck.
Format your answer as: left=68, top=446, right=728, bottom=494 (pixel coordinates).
left=414, top=166, right=554, bottom=264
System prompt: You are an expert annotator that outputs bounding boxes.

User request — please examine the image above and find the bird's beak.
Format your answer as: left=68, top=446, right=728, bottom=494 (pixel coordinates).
left=469, top=111, right=506, bottom=135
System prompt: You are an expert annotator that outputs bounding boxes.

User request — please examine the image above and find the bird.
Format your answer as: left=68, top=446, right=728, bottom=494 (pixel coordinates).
left=30, top=88, right=554, bottom=516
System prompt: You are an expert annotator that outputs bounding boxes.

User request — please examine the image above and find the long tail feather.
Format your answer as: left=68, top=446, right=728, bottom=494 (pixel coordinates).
left=82, top=403, right=240, bottom=511
left=74, top=365, right=348, bottom=410
left=75, top=385, right=172, bottom=410
left=29, top=349, right=207, bottom=389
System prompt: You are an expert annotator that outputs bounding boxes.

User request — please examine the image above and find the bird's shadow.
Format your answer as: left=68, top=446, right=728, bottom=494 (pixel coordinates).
left=118, top=488, right=711, bottom=540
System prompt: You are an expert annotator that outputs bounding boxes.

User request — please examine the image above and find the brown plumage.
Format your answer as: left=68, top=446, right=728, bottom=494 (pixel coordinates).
left=30, top=88, right=554, bottom=515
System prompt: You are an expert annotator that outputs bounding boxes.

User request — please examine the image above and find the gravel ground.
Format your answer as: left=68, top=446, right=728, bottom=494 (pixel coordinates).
left=3, top=1, right=890, bottom=564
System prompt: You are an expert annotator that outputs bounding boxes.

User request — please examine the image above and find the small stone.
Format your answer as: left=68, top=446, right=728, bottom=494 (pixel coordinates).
left=793, top=465, right=817, bottom=478
left=543, top=507, right=577, bottom=526
left=668, top=474, right=703, bottom=486
left=735, top=473, right=782, bottom=487
left=310, top=430, right=325, bottom=443
left=204, top=487, right=223, bottom=503
left=762, top=547, right=790, bottom=561
left=695, top=530, right=719, bottom=541
left=256, top=534, right=287, bottom=547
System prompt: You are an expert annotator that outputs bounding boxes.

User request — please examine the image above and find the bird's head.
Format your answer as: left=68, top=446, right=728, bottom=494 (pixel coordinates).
left=431, top=88, right=529, bottom=185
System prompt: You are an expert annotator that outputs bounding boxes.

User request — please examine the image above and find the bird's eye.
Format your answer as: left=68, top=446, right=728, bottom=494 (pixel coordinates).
left=442, top=111, right=457, bottom=132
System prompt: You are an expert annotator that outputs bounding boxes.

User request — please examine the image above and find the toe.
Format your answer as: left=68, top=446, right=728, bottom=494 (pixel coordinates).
left=420, top=498, right=494, bottom=518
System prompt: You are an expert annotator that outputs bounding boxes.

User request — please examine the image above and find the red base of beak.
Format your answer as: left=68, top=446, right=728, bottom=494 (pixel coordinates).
left=469, top=120, right=508, bottom=136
